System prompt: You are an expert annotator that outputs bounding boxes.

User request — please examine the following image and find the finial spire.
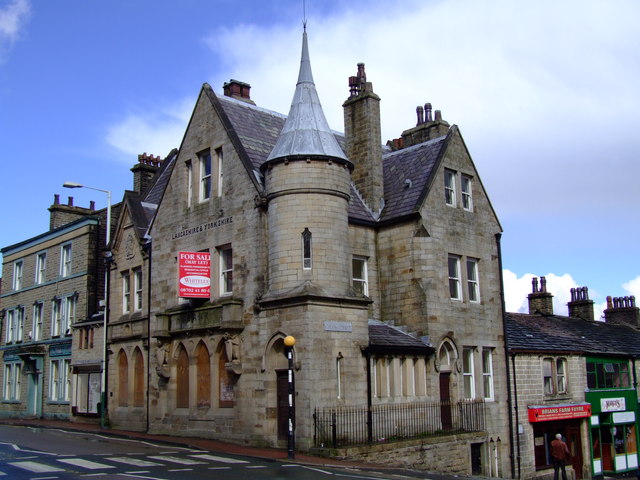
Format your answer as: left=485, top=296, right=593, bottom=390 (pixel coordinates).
left=303, top=0, right=307, bottom=31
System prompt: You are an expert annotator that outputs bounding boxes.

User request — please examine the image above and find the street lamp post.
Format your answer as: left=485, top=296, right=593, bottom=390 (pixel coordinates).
left=283, top=335, right=296, bottom=459
left=63, top=181, right=111, bottom=428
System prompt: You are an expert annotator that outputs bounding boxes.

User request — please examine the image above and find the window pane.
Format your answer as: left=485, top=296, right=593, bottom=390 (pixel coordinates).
left=448, top=256, right=461, bottom=300
left=461, top=175, right=473, bottom=211
left=467, top=259, right=479, bottom=302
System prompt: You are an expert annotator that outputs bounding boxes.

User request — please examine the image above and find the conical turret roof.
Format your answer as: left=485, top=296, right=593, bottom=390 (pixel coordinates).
left=265, top=30, right=348, bottom=163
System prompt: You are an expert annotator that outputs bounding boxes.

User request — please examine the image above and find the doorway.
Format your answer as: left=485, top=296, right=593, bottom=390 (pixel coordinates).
left=439, top=372, right=452, bottom=430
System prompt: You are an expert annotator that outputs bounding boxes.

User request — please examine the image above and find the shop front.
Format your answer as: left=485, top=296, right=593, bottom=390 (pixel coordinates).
left=528, top=403, right=591, bottom=479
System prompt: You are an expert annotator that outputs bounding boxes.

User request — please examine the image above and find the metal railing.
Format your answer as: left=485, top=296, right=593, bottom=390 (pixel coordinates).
left=313, top=399, right=485, bottom=448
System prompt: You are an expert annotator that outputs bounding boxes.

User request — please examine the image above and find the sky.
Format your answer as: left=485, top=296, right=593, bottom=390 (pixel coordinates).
left=1, top=0, right=639, bottom=320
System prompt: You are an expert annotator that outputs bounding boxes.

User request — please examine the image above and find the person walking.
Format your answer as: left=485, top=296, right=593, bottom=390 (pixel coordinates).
left=551, top=433, right=571, bottom=480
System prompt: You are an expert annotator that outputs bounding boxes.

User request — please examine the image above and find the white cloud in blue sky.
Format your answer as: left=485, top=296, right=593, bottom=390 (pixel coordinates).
left=0, top=0, right=30, bottom=62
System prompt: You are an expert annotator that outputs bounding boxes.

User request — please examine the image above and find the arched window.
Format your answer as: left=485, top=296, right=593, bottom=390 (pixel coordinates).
left=302, top=228, right=312, bottom=270
left=196, top=342, right=211, bottom=408
left=117, top=350, right=128, bottom=407
left=176, top=346, right=189, bottom=408
left=133, top=348, right=144, bottom=407
left=218, top=345, right=234, bottom=408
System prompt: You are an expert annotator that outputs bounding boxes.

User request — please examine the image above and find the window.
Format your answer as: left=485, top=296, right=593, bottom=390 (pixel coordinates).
left=587, top=359, right=630, bottom=389
left=448, top=255, right=462, bottom=300
left=122, top=272, right=131, bottom=314
left=13, top=260, right=23, bottom=290
left=74, top=371, right=100, bottom=414
left=218, top=246, right=233, bottom=296
left=444, top=169, right=457, bottom=207
left=133, top=349, right=145, bottom=407
left=52, top=295, right=75, bottom=337
left=543, top=357, right=569, bottom=395
left=352, top=256, right=369, bottom=295
left=373, top=357, right=390, bottom=398
left=186, top=160, right=193, bottom=208
left=118, top=350, right=128, bottom=407
left=482, top=348, right=494, bottom=400
left=35, top=252, right=47, bottom=284
left=33, top=303, right=43, bottom=341
left=196, top=343, right=211, bottom=408
left=176, top=347, right=189, bottom=408
left=60, top=243, right=72, bottom=277
left=215, top=147, right=223, bottom=197
left=463, top=347, right=475, bottom=399
left=3, top=363, right=21, bottom=401
left=467, top=259, right=480, bottom=303
left=134, top=269, right=143, bottom=312
left=461, top=174, right=473, bottom=211
left=199, top=151, right=212, bottom=201
left=50, top=358, right=70, bottom=402
left=302, top=228, right=312, bottom=270
left=5, top=307, right=24, bottom=343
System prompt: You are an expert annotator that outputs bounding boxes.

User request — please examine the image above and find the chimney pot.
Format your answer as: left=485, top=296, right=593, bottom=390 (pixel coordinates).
left=434, top=109, right=443, bottom=121
left=416, top=106, right=424, bottom=125
left=68, top=196, right=74, bottom=207
left=90, top=200, right=96, bottom=211
left=54, top=194, right=60, bottom=205
left=425, top=103, right=433, bottom=122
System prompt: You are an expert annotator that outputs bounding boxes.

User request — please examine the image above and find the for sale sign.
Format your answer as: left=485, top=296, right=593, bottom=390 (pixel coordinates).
left=178, top=252, right=211, bottom=298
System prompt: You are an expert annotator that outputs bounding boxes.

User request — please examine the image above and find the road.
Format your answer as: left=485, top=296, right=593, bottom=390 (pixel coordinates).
left=0, top=424, right=423, bottom=480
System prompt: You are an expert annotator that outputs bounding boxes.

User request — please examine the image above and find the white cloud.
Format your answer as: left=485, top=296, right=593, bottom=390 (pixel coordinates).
left=0, top=0, right=30, bottom=62
left=503, top=270, right=611, bottom=321
left=105, top=98, right=193, bottom=160
left=623, top=276, right=640, bottom=299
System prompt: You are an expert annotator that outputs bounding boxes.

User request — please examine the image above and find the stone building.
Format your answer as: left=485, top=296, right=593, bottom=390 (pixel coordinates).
left=0, top=195, right=112, bottom=421
left=506, top=277, right=640, bottom=480
left=104, top=29, right=510, bottom=476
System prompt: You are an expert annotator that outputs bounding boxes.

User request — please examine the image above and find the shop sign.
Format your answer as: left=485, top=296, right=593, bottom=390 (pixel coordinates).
left=601, top=397, right=626, bottom=412
left=178, top=251, right=211, bottom=298
left=528, top=404, right=592, bottom=422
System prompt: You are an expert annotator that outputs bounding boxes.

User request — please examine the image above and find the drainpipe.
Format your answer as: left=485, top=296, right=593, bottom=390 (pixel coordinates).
left=511, top=353, right=522, bottom=478
left=496, top=233, right=517, bottom=478
left=365, top=350, right=373, bottom=443
left=145, top=240, right=152, bottom=433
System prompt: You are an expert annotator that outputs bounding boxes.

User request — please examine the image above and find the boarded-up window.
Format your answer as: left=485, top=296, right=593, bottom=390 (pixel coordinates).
left=133, top=348, right=144, bottom=407
left=196, top=343, right=211, bottom=408
left=118, top=350, right=128, bottom=407
left=176, top=347, right=189, bottom=408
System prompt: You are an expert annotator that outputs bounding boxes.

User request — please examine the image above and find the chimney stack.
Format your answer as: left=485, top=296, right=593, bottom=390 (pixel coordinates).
left=567, top=286, right=594, bottom=321
left=343, top=63, right=384, bottom=214
left=132, top=153, right=162, bottom=195
left=604, top=296, right=640, bottom=328
left=528, top=276, right=554, bottom=315
left=223, top=79, right=255, bottom=105
left=399, top=102, right=450, bottom=148
left=48, top=194, right=97, bottom=230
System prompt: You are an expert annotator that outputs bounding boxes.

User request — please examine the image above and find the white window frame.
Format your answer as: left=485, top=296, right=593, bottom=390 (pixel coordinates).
left=556, top=358, right=567, bottom=394
left=219, top=246, right=233, bottom=296
left=33, top=302, right=43, bottom=341
left=122, top=271, right=131, bottom=314
left=3, top=363, right=21, bottom=401
left=6, top=307, right=24, bottom=343
left=51, top=295, right=75, bottom=337
left=134, top=268, right=143, bottom=312
left=199, top=151, right=212, bottom=202
left=444, top=169, right=457, bottom=207
left=467, top=258, right=480, bottom=303
left=448, top=255, right=462, bottom=301
left=35, top=251, right=47, bottom=284
left=49, top=358, right=71, bottom=402
left=60, top=243, right=72, bottom=278
left=463, top=347, right=476, bottom=399
left=543, top=357, right=568, bottom=395
left=352, top=256, right=369, bottom=296
left=13, top=260, right=23, bottom=290
left=461, top=174, right=473, bottom=211
left=482, top=347, right=494, bottom=401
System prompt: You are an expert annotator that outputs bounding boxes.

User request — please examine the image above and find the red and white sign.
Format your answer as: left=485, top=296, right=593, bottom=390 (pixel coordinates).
left=178, top=252, right=211, bottom=298
left=528, top=404, right=592, bottom=423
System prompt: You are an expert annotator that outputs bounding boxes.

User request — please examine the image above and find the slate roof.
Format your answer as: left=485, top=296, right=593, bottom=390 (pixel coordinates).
left=215, top=93, right=447, bottom=225
left=366, top=320, right=435, bottom=356
left=506, top=312, right=640, bottom=358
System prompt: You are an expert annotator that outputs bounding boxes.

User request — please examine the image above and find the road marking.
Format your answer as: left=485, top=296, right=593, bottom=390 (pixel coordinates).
left=147, top=455, right=205, bottom=465
left=108, top=457, right=163, bottom=467
left=208, top=466, right=232, bottom=470
left=246, top=465, right=267, bottom=469
left=8, top=461, right=64, bottom=473
left=0, top=471, right=6, bottom=476
left=57, top=458, right=116, bottom=470
left=189, top=454, right=249, bottom=464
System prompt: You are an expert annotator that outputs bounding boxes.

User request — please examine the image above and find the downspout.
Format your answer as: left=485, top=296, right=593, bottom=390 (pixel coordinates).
left=365, top=350, right=373, bottom=444
left=496, top=233, right=517, bottom=478
left=511, top=353, right=522, bottom=479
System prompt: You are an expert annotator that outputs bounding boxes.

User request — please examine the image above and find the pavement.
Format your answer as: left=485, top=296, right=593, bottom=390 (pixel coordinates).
left=0, top=417, right=443, bottom=479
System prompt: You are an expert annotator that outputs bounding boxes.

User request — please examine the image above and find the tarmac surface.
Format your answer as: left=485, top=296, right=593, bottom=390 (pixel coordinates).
left=0, top=417, right=475, bottom=480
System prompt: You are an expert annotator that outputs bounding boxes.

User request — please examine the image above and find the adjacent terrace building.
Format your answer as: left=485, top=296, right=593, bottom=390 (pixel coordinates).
left=506, top=277, right=640, bottom=480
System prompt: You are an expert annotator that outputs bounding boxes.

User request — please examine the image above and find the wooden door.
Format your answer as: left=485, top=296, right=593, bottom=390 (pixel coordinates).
left=567, top=425, right=583, bottom=479
left=439, top=372, right=452, bottom=430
